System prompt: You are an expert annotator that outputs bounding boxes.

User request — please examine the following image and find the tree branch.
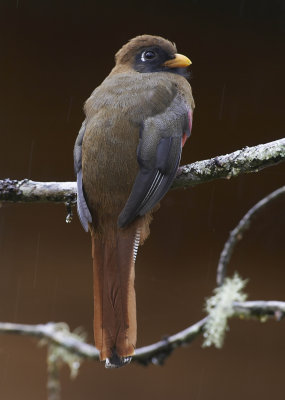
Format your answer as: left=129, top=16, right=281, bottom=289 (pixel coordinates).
left=0, top=322, right=99, bottom=360
left=0, top=299, right=284, bottom=367
left=173, top=138, right=285, bottom=189
left=134, top=317, right=207, bottom=365
left=0, top=179, right=77, bottom=204
left=0, top=138, right=284, bottom=203
left=216, top=185, right=285, bottom=286
left=233, top=301, right=285, bottom=320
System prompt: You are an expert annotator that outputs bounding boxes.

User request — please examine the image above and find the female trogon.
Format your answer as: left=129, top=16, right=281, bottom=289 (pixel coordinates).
left=74, top=35, right=194, bottom=368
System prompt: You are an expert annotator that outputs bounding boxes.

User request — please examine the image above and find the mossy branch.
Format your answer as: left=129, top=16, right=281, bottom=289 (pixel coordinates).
left=0, top=138, right=284, bottom=203
left=0, top=298, right=284, bottom=368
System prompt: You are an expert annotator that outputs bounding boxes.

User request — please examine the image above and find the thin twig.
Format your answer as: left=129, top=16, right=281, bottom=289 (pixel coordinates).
left=216, top=185, right=285, bottom=286
left=233, top=300, right=285, bottom=320
left=134, top=317, right=207, bottom=365
left=0, top=138, right=284, bottom=203
left=0, top=322, right=100, bottom=360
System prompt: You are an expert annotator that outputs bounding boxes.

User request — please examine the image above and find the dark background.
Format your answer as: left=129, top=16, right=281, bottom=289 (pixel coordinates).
left=0, top=0, right=285, bottom=399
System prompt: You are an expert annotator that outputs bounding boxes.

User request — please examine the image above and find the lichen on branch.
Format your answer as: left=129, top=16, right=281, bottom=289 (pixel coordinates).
left=0, top=138, right=284, bottom=203
left=203, top=274, right=248, bottom=348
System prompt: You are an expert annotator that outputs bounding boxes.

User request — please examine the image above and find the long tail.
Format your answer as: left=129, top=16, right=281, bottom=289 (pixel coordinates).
left=91, top=224, right=139, bottom=368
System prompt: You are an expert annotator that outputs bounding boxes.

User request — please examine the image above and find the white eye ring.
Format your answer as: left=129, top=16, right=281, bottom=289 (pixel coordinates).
left=141, top=53, right=147, bottom=62
left=141, top=50, right=155, bottom=62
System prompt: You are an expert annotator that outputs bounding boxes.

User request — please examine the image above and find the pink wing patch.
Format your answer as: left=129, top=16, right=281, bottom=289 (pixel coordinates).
left=188, top=110, right=193, bottom=132
left=182, top=110, right=193, bottom=147
left=182, top=133, right=188, bottom=147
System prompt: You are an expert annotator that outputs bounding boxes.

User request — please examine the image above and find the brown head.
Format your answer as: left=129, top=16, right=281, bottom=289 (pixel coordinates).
left=111, top=34, right=191, bottom=75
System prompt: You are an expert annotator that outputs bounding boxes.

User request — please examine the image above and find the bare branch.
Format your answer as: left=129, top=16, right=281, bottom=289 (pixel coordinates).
left=0, top=138, right=284, bottom=203
left=0, top=300, right=284, bottom=367
left=216, top=185, right=285, bottom=286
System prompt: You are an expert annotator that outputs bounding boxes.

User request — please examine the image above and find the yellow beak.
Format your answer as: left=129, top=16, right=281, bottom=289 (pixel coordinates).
left=163, top=53, right=192, bottom=68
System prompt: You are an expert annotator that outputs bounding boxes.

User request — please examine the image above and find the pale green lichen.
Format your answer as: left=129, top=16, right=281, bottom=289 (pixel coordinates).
left=203, top=273, right=248, bottom=348
left=41, top=323, right=86, bottom=379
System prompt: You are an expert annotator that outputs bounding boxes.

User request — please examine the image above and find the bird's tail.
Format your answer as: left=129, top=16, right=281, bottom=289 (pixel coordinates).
left=91, top=224, right=139, bottom=368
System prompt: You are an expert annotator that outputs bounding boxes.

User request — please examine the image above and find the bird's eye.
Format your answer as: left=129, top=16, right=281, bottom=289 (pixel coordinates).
left=141, top=50, right=156, bottom=62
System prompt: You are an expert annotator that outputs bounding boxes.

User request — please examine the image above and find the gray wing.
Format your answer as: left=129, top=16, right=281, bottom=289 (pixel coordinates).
left=118, top=97, right=192, bottom=228
left=74, top=120, right=92, bottom=232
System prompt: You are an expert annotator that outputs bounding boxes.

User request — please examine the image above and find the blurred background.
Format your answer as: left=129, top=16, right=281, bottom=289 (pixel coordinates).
left=0, top=0, right=285, bottom=399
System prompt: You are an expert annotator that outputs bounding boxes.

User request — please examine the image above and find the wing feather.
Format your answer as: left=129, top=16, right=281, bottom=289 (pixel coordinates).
left=74, top=120, right=92, bottom=231
left=118, top=94, right=192, bottom=228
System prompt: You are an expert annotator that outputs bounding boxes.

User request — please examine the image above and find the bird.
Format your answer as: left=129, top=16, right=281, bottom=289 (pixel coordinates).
left=74, top=34, right=194, bottom=368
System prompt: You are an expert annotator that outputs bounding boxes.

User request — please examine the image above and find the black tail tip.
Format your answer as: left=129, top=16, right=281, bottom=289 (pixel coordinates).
left=105, top=350, right=132, bottom=369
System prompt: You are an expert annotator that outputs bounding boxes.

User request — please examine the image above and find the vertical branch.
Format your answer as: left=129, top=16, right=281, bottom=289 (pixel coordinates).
left=47, top=345, right=61, bottom=400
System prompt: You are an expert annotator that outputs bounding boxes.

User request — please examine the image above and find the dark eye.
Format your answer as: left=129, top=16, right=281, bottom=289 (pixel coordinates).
left=141, top=50, right=156, bottom=62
